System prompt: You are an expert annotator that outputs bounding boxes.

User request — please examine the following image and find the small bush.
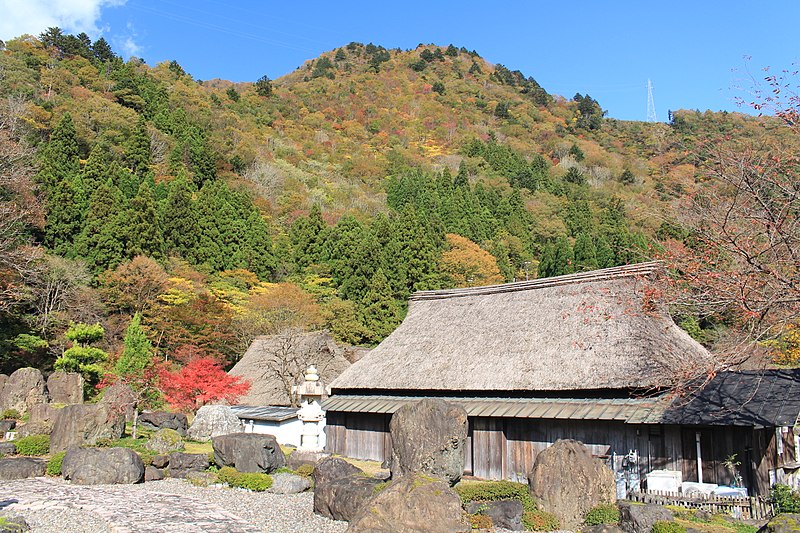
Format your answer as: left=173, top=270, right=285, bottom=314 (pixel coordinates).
left=584, top=503, right=620, bottom=525
left=14, top=434, right=50, bottom=456
left=523, top=509, right=560, bottom=531
left=652, top=520, right=686, bottom=533
left=454, top=480, right=538, bottom=513
left=467, top=512, right=494, bottom=530
left=1, top=409, right=20, bottom=420
left=217, top=466, right=272, bottom=491
left=46, top=451, right=66, bottom=476
left=772, top=484, right=800, bottom=513
left=295, top=463, right=314, bottom=478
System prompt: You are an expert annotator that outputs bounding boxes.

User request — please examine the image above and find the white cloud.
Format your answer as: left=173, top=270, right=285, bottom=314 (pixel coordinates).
left=0, top=0, right=126, bottom=41
left=117, top=22, right=141, bottom=57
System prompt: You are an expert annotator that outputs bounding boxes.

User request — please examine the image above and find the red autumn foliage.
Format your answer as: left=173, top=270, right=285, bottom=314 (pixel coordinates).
left=158, top=358, right=250, bottom=412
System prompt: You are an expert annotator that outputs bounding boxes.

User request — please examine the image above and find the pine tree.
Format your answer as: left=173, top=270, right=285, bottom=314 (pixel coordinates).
left=161, top=176, right=198, bottom=260
left=126, top=181, right=164, bottom=259
left=75, top=181, right=127, bottom=274
left=116, top=313, right=152, bottom=377
left=82, top=144, right=110, bottom=192
left=238, top=211, right=275, bottom=280
left=595, top=234, right=615, bottom=269
left=573, top=232, right=598, bottom=272
left=37, top=113, right=80, bottom=192
left=358, top=268, right=404, bottom=344
left=44, top=173, right=87, bottom=256
left=125, top=119, right=151, bottom=178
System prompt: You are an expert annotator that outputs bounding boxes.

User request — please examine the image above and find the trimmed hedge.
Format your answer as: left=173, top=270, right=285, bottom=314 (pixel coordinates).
left=46, top=451, right=66, bottom=476
left=217, top=466, right=273, bottom=491
left=454, top=480, right=538, bottom=513
left=14, top=434, right=50, bottom=456
left=584, top=503, right=620, bottom=525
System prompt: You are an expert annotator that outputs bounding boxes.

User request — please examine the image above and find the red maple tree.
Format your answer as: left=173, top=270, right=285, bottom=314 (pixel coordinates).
left=159, top=358, right=250, bottom=412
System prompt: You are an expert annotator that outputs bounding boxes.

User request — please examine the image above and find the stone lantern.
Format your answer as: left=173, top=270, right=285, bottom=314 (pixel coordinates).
left=294, top=365, right=325, bottom=452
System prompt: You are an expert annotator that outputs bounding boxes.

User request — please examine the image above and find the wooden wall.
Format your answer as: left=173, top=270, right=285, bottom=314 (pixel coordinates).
left=325, top=411, right=785, bottom=495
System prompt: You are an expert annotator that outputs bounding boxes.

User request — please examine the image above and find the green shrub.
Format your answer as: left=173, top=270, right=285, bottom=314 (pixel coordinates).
left=772, top=484, right=800, bottom=513
left=14, top=434, right=50, bottom=455
left=454, top=480, right=538, bottom=513
left=295, top=463, right=314, bottom=478
left=651, top=520, right=686, bottom=533
left=46, top=451, right=66, bottom=476
left=217, top=466, right=273, bottom=491
left=584, top=503, right=620, bottom=525
left=1, top=409, right=20, bottom=420
left=522, top=509, right=560, bottom=531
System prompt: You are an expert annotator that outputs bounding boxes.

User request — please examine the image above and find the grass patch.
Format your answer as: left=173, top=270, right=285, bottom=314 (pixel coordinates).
left=454, top=479, right=537, bottom=513
left=183, top=440, right=213, bottom=455
left=336, top=455, right=387, bottom=477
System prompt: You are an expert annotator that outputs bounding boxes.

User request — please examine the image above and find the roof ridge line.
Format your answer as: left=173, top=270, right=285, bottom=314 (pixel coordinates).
left=411, top=261, right=663, bottom=301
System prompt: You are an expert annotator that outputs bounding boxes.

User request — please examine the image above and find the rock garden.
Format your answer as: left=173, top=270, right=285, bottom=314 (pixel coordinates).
left=0, top=377, right=791, bottom=533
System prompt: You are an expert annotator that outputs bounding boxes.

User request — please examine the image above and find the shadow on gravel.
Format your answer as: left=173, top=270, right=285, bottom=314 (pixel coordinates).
left=0, top=499, right=18, bottom=509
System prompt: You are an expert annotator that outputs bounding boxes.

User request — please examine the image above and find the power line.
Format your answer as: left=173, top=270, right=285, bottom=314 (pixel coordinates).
left=647, top=79, right=658, bottom=122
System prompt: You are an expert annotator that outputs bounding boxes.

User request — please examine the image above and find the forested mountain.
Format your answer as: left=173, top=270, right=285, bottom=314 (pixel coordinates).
left=1, top=31, right=796, bottom=393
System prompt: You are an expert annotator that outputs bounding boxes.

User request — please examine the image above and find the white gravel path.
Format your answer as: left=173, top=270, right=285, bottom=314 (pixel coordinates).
left=0, top=477, right=348, bottom=533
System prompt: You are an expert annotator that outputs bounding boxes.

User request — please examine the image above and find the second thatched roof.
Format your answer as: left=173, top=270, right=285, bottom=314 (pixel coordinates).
left=330, top=262, right=712, bottom=394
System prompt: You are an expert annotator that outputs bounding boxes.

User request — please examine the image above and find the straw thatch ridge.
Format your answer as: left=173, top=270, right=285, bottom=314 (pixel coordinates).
left=330, top=262, right=712, bottom=393
left=230, top=330, right=352, bottom=406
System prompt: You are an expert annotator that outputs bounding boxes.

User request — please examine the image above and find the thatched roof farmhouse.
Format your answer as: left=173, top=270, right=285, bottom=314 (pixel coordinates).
left=324, top=262, right=800, bottom=496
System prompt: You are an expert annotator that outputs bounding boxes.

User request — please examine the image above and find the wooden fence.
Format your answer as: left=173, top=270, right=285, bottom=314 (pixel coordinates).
left=629, top=491, right=774, bottom=521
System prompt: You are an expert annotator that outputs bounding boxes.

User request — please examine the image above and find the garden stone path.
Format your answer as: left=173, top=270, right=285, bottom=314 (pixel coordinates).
left=0, top=477, right=262, bottom=533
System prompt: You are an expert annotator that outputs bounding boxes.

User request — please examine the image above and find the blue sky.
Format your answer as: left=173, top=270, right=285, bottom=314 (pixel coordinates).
left=2, top=0, right=798, bottom=121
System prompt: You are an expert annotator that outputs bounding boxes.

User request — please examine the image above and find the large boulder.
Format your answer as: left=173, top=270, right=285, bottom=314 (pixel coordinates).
left=99, top=381, right=136, bottom=421
left=269, top=472, right=312, bottom=494
left=212, top=433, right=286, bottom=473
left=528, top=439, right=616, bottom=529
left=49, top=403, right=125, bottom=452
left=347, top=473, right=470, bottom=533
left=166, top=452, right=209, bottom=479
left=389, top=398, right=468, bottom=485
left=0, top=442, right=16, bottom=456
left=144, top=428, right=185, bottom=455
left=144, top=465, right=164, bottom=482
left=618, top=502, right=674, bottom=533
left=0, top=458, right=45, bottom=480
left=186, top=405, right=242, bottom=441
left=764, top=514, right=800, bottom=533
left=138, top=411, right=188, bottom=436
left=0, top=368, right=47, bottom=414
left=466, top=500, right=524, bottom=531
left=62, top=447, right=144, bottom=485
left=46, top=371, right=83, bottom=405
left=287, top=449, right=328, bottom=471
left=313, top=457, right=384, bottom=522
left=0, top=420, right=15, bottom=434
left=16, top=404, right=59, bottom=437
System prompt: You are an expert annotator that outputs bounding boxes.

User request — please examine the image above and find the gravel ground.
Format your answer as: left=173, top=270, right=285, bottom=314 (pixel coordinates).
left=2, top=478, right=347, bottom=533
left=135, top=479, right=348, bottom=533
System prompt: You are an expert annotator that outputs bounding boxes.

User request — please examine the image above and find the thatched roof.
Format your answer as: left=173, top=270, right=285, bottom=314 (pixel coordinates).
left=331, top=262, right=712, bottom=394
left=229, top=330, right=352, bottom=406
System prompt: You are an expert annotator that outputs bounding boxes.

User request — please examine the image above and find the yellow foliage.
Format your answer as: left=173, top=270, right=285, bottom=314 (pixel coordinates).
left=439, top=234, right=504, bottom=288
left=772, top=324, right=800, bottom=366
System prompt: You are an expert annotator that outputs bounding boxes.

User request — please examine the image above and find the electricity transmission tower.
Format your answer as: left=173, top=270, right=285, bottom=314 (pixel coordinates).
left=646, top=79, right=658, bottom=122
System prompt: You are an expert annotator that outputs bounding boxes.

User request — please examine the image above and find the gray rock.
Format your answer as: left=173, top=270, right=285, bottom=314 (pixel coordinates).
left=14, top=421, right=53, bottom=438
left=49, top=403, right=125, bottom=452
left=0, top=368, right=47, bottom=415
left=0, top=457, right=45, bottom=480
left=763, top=514, right=800, bottom=533
left=286, top=449, right=328, bottom=471
left=144, top=428, right=185, bottom=455
left=269, top=472, right=311, bottom=494
left=347, top=473, right=470, bottom=533
left=186, top=405, right=242, bottom=441
left=0, top=442, right=16, bottom=456
left=151, top=454, right=169, bottom=468
left=584, top=526, right=625, bottom=533
left=528, top=439, right=616, bottom=529
left=466, top=499, right=524, bottom=531
left=313, top=457, right=383, bottom=522
left=166, top=452, right=208, bottom=479
left=46, top=371, right=83, bottom=405
left=0, top=420, right=16, bottom=433
left=138, top=411, right=188, bottom=435
left=0, top=375, right=6, bottom=393
left=144, top=465, right=164, bottom=481
left=212, top=433, right=285, bottom=473
left=62, top=447, right=144, bottom=485
left=618, top=502, right=674, bottom=533
left=389, top=398, right=468, bottom=486
left=0, top=512, right=30, bottom=532
left=99, top=381, right=136, bottom=421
